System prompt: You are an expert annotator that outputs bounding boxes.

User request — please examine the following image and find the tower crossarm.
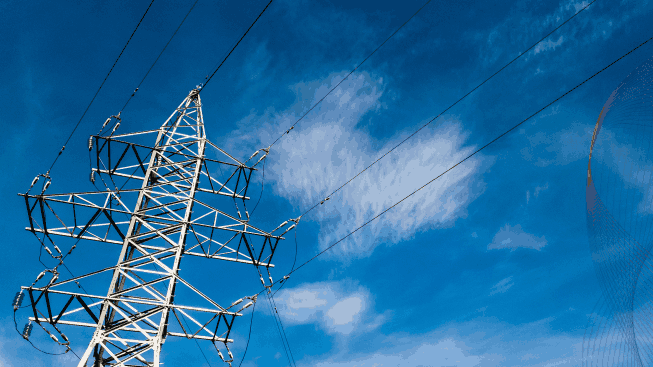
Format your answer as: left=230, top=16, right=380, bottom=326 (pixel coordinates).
left=20, top=189, right=284, bottom=266
left=91, top=134, right=256, bottom=200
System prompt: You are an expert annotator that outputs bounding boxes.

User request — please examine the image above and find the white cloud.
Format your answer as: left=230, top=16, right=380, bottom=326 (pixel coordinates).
left=313, top=338, right=483, bottom=367
left=226, top=71, right=490, bottom=258
left=476, top=0, right=652, bottom=75
left=532, top=35, right=564, bottom=55
left=283, top=289, right=330, bottom=323
left=303, top=315, right=585, bottom=367
left=490, top=276, right=514, bottom=296
left=273, top=280, right=385, bottom=335
left=477, top=3, right=576, bottom=66
left=488, top=224, right=547, bottom=251
left=534, top=183, right=549, bottom=198
left=527, top=183, right=549, bottom=205
left=327, top=297, right=362, bottom=325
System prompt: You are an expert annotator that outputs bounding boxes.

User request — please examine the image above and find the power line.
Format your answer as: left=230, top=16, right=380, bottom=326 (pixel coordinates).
left=120, top=0, right=201, bottom=112
left=86, top=0, right=197, bottom=188
left=263, top=292, right=295, bottom=367
left=266, top=0, right=433, bottom=150
left=199, top=0, right=274, bottom=92
left=243, top=224, right=295, bottom=367
left=237, top=171, right=296, bottom=367
left=256, top=0, right=597, bottom=299
left=246, top=239, right=296, bottom=367
left=296, top=0, right=597, bottom=219
left=262, top=31, right=653, bottom=296
left=236, top=301, right=257, bottom=367
left=269, top=294, right=296, bottom=367
left=179, top=312, right=214, bottom=367
left=250, top=156, right=267, bottom=219
left=12, top=311, right=76, bottom=357
left=272, top=228, right=298, bottom=298
left=21, top=0, right=605, bottom=364
left=46, top=0, right=156, bottom=175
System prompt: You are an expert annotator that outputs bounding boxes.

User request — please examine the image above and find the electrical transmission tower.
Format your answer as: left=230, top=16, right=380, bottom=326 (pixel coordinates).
left=15, top=88, right=293, bottom=366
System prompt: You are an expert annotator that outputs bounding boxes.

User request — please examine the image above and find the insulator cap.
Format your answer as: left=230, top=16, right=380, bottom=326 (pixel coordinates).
left=280, top=224, right=296, bottom=236
left=239, top=301, right=254, bottom=312
left=272, top=220, right=288, bottom=233
left=255, top=154, right=267, bottom=165
left=248, top=150, right=260, bottom=161
left=49, top=273, right=59, bottom=285
left=35, top=270, right=46, bottom=281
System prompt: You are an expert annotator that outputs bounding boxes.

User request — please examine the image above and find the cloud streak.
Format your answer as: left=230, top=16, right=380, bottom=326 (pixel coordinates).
left=488, top=224, right=548, bottom=251
left=490, top=276, right=515, bottom=295
left=228, top=71, right=490, bottom=258
left=273, top=280, right=385, bottom=335
left=303, top=315, right=585, bottom=367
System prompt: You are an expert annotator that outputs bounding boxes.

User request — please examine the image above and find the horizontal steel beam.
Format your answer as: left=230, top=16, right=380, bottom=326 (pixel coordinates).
left=27, top=318, right=233, bottom=343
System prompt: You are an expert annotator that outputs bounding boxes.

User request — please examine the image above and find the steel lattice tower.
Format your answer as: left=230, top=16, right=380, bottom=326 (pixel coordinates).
left=17, top=89, right=292, bottom=366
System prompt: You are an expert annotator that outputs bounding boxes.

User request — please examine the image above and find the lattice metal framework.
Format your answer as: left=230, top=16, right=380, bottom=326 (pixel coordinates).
left=17, top=89, right=294, bottom=366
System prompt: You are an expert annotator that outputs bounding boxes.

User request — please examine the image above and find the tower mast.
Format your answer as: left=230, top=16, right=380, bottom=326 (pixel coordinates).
left=18, top=89, right=289, bottom=366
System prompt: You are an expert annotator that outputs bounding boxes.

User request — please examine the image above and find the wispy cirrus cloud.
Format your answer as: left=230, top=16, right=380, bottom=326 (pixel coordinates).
left=527, top=182, right=550, bottom=204
left=302, top=315, right=585, bottom=367
left=475, top=0, right=650, bottom=74
left=488, top=224, right=548, bottom=251
left=226, top=71, right=491, bottom=258
left=490, top=276, right=515, bottom=296
left=313, top=338, right=483, bottom=367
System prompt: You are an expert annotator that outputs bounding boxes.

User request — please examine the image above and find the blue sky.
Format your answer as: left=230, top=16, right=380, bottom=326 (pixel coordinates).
left=2, top=0, right=653, bottom=366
